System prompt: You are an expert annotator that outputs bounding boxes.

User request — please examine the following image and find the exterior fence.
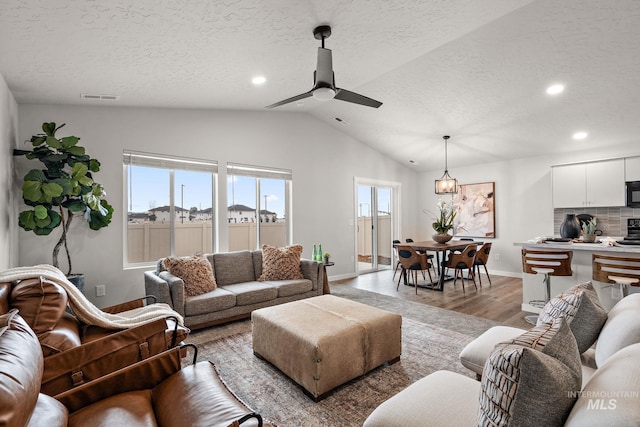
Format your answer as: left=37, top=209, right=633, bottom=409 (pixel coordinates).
left=128, top=218, right=388, bottom=263
left=357, top=215, right=392, bottom=264
left=127, top=222, right=286, bottom=262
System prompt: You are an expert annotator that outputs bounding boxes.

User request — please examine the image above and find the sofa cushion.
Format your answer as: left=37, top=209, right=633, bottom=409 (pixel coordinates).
left=11, top=277, right=67, bottom=334
left=258, top=244, right=304, bottom=281
left=184, top=287, right=236, bottom=317
left=566, top=342, right=640, bottom=426
left=40, top=312, right=82, bottom=356
left=222, top=282, right=278, bottom=306
left=478, top=317, right=581, bottom=426
left=213, top=251, right=256, bottom=286
left=363, top=370, right=480, bottom=427
left=264, top=279, right=313, bottom=298
left=28, top=393, right=68, bottom=427
left=0, top=309, right=43, bottom=427
left=537, top=281, right=607, bottom=353
left=595, top=293, right=640, bottom=367
left=163, top=255, right=217, bottom=296
left=68, top=389, right=158, bottom=426
left=459, top=325, right=526, bottom=375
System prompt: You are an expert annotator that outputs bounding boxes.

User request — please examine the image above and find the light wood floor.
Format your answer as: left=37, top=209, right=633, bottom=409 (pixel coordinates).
left=333, top=268, right=532, bottom=329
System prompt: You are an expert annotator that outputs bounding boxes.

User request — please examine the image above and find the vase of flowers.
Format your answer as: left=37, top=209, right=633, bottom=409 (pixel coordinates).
left=429, top=199, right=457, bottom=243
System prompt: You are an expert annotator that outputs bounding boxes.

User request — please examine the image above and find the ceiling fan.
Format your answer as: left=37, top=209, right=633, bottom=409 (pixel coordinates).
left=266, top=25, right=383, bottom=109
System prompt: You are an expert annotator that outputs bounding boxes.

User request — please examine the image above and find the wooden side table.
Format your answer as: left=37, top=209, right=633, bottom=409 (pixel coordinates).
left=322, top=262, right=334, bottom=294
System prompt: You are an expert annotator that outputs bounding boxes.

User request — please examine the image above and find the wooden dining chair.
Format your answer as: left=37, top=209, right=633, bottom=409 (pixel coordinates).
left=521, top=248, right=573, bottom=324
left=396, top=245, right=433, bottom=294
left=592, top=253, right=640, bottom=297
left=473, top=242, right=493, bottom=286
left=445, top=244, right=478, bottom=293
left=405, top=238, right=436, bottom=277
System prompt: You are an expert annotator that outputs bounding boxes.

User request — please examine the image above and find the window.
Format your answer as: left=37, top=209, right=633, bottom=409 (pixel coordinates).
left=123, top=151, right=217, bottom=266
left=227, top=163, right=292, bottom=251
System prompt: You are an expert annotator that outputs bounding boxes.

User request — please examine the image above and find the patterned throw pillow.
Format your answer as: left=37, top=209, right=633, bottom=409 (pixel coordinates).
left=478, top=318, right=582, bottom=426
left=537, top=281, right=607, bottom=353
left=258, top=244, right=304, bottom=281
left=163, top=255, right=217, bottom=296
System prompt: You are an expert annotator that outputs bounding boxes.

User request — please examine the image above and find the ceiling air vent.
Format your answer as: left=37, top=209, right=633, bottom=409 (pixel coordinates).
left=80, top=93, right=120, bottom=101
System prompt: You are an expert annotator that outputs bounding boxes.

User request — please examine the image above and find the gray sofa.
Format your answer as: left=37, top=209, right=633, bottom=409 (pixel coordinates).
left=144, top=250, right=324, bottom=330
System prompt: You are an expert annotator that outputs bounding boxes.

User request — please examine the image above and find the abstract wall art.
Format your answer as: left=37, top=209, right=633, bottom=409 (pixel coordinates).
left=453, top=182, right=495, bottom=238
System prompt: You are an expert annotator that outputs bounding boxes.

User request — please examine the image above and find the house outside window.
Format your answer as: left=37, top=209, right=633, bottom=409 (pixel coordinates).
left=123, top=151, right=217, bottom=266
left=227, top=163, right=292, bottom=251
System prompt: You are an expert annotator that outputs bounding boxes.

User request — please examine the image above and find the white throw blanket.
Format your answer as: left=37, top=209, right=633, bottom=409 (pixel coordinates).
left=0, top=264, right=184, bottom=329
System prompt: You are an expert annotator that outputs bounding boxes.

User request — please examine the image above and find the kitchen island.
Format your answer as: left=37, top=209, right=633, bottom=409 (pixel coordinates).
left=516, top=240, right=640, bottom=312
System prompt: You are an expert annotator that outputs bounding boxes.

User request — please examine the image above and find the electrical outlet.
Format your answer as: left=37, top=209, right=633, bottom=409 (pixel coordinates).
left=96, top=285, right=106, bottom=297
left=494, top=253, right=501, bottom=261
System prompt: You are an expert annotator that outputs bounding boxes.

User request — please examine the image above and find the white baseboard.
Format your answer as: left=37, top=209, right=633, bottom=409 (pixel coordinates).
left=521, top=303, right=542, bottom=314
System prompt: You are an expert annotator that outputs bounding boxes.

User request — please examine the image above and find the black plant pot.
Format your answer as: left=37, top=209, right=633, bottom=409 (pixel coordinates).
left=560, top=214, right=581, bottom=239
left=67, top=274, right=85, bottom=293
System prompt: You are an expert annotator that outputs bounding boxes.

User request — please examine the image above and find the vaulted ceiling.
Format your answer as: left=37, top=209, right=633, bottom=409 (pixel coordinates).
left=1, top=0, right=639, bottom=171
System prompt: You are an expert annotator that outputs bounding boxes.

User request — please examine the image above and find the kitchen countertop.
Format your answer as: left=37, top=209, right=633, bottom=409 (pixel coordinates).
left=515, top=239, right=640, bottom=253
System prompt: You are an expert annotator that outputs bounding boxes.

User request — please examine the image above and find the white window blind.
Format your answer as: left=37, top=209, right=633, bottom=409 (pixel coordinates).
left=227, top=162, right=291, bottom=180
left=124, top=150, right=218, bottom=173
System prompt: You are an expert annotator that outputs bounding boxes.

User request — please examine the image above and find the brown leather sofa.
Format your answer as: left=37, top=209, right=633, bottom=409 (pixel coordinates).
left=0, top=277, right=189, bottom=396
left=0, top=308, right=265, bottom=427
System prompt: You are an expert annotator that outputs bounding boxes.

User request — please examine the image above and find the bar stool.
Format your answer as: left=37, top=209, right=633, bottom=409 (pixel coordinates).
left=521, top=248, right=573, bottom=324
left=592, top=253, right=640, bottom=298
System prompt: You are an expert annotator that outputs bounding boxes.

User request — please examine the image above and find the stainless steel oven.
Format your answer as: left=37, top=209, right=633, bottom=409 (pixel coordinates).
left=626, top=181, right=640, bottom=207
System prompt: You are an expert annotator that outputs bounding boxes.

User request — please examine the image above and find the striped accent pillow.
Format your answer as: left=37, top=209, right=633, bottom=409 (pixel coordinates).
left=478, top=318, right=581, bottom=426
left=537, top=281, right=607, bottom=353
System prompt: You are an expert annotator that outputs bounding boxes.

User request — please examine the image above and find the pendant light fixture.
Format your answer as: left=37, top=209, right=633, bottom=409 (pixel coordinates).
left=434, top=135, right=458, bottom=194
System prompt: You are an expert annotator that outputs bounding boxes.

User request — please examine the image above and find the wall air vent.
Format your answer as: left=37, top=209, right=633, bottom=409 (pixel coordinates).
left=80, top=93, right=120, bottom=101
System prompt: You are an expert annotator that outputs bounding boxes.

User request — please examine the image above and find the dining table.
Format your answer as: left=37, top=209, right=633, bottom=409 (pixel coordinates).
left=401, top=240, right=483, bottom=291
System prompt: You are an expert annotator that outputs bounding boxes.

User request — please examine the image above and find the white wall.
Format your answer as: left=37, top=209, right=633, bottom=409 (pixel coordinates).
left=0, top=73, right=19, bottom=270
left=16, top=104, right=419, bottom=306
left=419, top=143, right=640, bottom=277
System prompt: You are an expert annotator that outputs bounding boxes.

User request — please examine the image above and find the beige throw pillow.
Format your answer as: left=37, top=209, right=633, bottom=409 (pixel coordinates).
left=258, top=244, right=304, bottom=281
left=163, top=255, right=217, bottom=296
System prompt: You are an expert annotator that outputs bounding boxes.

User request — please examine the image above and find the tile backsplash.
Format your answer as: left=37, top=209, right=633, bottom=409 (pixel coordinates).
left=553, top=207, right=640, bottom=238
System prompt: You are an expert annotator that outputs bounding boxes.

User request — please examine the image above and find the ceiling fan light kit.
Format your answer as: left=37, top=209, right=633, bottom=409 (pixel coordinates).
left=435, top=135, right=459, bottom=195
left=266, top=25, right=382, bottom=109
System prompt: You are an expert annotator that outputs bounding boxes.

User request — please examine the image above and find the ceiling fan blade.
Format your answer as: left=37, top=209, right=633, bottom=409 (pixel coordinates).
left=334, top=88, right=383, bottom=108
left=314, top=47, right=335, bottom=88
left=265, top=90, right=313, bottom=109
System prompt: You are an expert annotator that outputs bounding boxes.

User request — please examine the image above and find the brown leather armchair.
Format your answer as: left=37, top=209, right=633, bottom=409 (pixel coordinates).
left=0, top=277, right=189, bottom=396
left=0, top=309, right=265, bottom=427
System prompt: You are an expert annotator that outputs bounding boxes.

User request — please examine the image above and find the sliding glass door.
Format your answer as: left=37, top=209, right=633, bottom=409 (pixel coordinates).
left=357, top=184, right=393, bottom=274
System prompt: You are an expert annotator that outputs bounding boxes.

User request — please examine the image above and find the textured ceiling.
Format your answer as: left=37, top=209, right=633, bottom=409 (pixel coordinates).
left=1, top=0, right=639, bottom=171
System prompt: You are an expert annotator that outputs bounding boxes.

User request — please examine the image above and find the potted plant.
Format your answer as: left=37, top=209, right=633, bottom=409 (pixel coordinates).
left=13, top=122, right=114, bottom=286
left=581, top=217, right=597, bottom=242
left=323, top=252, right=331, bottom=264
left=428, top=199, right=457, bottom=243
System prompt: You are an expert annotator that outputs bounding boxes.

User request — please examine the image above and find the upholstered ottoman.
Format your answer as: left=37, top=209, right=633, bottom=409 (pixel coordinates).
left=252, top=295, right=402, bottom=400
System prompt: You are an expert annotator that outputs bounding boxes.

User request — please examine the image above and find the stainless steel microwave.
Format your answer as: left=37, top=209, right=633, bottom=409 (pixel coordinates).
left=627, top=181, right=640, bottom=207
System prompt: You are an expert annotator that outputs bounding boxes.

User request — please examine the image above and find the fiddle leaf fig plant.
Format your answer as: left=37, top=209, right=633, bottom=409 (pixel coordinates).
left=13, top=122, right=114, bottom=275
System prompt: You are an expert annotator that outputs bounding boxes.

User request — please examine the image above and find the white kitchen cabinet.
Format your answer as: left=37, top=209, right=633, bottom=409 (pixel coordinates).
left=552, top=159, right=625, bottom=208
left=626, top=156, right=640, bottom=181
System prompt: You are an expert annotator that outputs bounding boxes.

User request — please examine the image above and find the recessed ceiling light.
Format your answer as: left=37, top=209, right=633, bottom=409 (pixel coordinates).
left=251, top=76, right=266, bottom=85
left=572, top=131, right=588, bottom=140
left=546, top=84, right=565, bottom=95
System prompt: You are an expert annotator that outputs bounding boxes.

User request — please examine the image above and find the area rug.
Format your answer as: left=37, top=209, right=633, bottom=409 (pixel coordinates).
left=186, top=285, right=500, bottom=426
